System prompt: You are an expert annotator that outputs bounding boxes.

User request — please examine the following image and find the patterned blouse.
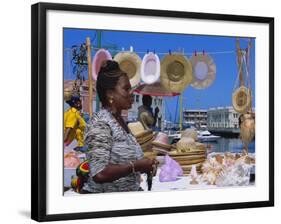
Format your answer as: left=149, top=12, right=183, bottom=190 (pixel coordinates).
left=83, top=109, right=144, bottom=193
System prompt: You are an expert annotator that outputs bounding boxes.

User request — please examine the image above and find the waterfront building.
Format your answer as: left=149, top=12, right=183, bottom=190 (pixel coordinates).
left=183, top=109, right=207, bottom=128
left=207, top=106, right=240, bottom=135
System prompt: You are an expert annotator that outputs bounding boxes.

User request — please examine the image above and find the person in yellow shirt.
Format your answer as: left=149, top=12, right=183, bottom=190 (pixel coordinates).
left=64, top=96, right=87, bottom=152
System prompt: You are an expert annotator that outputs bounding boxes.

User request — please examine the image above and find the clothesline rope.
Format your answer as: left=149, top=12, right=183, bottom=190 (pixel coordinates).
left=64, top=47, right=235, bottom=56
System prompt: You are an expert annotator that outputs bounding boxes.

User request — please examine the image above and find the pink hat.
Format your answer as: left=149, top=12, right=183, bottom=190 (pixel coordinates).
left=152, top=132, right=171, bottom=149
left=92, top=49, right=112, bottom=81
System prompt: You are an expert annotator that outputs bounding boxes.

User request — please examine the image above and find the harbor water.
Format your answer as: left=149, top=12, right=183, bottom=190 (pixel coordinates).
left=204, top=137, right=255, bottom=153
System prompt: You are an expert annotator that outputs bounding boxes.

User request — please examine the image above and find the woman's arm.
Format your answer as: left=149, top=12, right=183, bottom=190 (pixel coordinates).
left=93, top=158, right=155, bottom=183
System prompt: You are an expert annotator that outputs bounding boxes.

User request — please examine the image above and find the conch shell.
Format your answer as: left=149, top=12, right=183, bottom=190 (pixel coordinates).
left=64, top=152, right=80, bottom=168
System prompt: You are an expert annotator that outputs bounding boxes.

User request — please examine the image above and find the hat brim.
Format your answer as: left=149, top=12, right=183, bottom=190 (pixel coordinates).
left=134, top=129, right=153, bottom=139
left=168, top=150, right=206, bottom=156
left=114, top=51, right=141, bottom=87
left=137, top=133, right=154, bottom=145
left=152, top=141, right=171, bottom=149
left=160, top=54, right=193, bottom=93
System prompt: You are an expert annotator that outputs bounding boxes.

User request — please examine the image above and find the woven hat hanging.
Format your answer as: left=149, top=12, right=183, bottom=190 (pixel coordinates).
left=232, top=49, right=252, bottom=114
left=141, top=52, right=161, bottom=85
left=190, top=53, right=216, bottom=89
left=114, top=51, right=141, bottom=87
left=92, top=49, right=112, bottom=81
left=232, top=86, right=252, bottom=114
left=160, top=53, right=193, bottom=93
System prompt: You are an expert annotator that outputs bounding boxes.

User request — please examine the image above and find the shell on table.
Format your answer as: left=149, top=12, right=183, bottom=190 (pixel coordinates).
left=64, top=151, right=80, bottom=168
left=201, top=153, right=255, bottom=186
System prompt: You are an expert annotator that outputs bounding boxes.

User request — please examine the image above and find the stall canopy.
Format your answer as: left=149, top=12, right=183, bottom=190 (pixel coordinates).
left=133, top=82, right=180, bottom=97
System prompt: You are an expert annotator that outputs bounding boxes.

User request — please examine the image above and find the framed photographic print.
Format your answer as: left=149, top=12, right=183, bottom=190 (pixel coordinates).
left=31, top=2, right=274, bottom=222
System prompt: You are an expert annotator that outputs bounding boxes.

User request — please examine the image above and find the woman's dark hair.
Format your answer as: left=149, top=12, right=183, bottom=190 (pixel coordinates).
left=96, top=60, right=127, bottom=106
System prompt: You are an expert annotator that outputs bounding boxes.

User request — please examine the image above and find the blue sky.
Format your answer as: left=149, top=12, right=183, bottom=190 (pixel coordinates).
left=64, top=28, right=255, bottom=122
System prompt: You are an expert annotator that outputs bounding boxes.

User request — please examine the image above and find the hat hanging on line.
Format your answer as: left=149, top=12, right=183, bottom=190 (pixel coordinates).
left=92, top=49, right=112, bottom=81
left=141, top=52, right=160, bottom=85
left=160, top=53, right=193, bottom=93
left=190, top=53, right=216, bottom=89
left=232, top=85, right=252, bottom=114
left=114, top=51, right=141, bottom=87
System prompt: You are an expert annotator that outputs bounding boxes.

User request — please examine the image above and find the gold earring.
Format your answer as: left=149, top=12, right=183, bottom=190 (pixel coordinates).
left=109, top=98, right=113, bottom=104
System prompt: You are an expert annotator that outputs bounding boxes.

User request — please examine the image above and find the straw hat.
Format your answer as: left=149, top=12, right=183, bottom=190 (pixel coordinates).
left=128, top=121, right=144, bottom=136
left=92, top=49, right=112, bottom=81
left=160, top=54, right=193, bottom=93
left=141, top=52, right=160, bottom=85
left=176, top=137, right=195, bottom=152
left=114, top=51, right=141, bottom=87
left=136, top=132, right=154, bottom=144
left=64, top=88, right=72, bottom=102
left=190, top=53, right=216, bottom=89
left=128, top=121, right=152, bottom=139
left=152, top=132, right=171, bottom=149
left=232, top=86, right=251, bottom=114
left=181, top=128, right=198, bottom=141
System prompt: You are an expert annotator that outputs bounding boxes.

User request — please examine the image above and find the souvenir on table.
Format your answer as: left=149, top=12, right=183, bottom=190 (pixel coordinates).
left=168, top=129, right=207, bottom=175
left=128, top=121, right=154, bottom=152
left=159, top=155, right=183, bottom=182
left=152, top=132, right=171, bottom=155
left=201, top=153, right=255, bottom=186
left=190, top=165, right=199, bottom=185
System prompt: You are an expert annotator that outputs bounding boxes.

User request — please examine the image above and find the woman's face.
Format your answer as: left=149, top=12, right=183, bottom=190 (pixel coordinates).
left=111, top=75, right=133, bottom=111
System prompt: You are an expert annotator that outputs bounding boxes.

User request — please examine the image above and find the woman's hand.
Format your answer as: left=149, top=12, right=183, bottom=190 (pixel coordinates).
left=134, top=158, right=158, bottom=174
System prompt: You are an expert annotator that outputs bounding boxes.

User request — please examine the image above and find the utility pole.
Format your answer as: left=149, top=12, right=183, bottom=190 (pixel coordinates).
left=96, top=31, right=102, bottom=112
left=86, top=37, right=93, bottom=118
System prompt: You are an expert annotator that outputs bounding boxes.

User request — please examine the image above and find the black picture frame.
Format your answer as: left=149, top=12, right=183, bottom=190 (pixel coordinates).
left=31, top=2, right=274, bottom=222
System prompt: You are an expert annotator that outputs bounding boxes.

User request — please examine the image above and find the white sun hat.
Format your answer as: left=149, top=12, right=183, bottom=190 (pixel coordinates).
left=141, top=52, right=160, bottom=85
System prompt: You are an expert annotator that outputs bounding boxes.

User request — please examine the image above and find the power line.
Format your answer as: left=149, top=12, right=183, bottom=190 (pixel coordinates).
left=64, top=47, right=235, bottom=57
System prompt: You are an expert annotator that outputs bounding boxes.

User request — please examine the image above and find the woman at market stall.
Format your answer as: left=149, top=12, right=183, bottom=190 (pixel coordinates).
left=82, top=60, right=157, bottom=193
left=137, top=95, right=159, bottom=130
